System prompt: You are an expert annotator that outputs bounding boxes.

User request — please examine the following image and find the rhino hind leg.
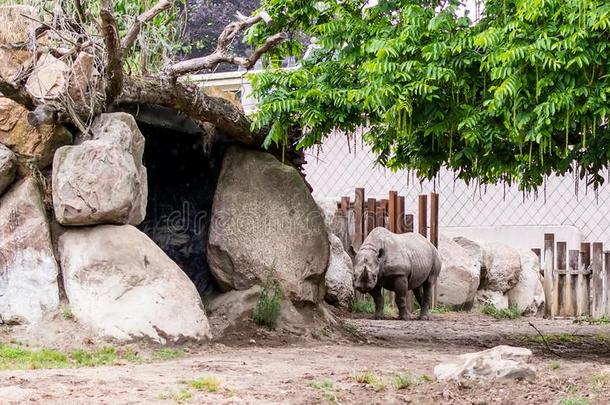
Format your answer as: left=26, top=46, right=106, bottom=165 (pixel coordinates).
left=418, top=279, right=433, bottom=321
left=371, top=286, right=384, bottom=320
left=413, top=286, right=424, bottom=308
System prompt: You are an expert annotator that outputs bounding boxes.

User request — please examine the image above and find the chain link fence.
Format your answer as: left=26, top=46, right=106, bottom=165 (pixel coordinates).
left=304, top=132, right=610, bottom=246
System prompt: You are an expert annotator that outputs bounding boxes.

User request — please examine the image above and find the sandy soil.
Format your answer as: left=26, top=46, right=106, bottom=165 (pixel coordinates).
left=2, top=312, right=610, bottom=404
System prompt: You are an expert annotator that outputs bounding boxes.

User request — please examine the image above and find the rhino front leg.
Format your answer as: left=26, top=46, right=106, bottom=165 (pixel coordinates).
left=394, top=277, right=410, bottom=321
left=419, top=279, right=432, bottom=321
left=371, top=286, right=384, bottom=320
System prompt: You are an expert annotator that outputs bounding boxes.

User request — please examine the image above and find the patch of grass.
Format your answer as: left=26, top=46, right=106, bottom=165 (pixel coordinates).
left=591, top=372, right=610, bottom=388
left=187, top=375, right=222, bottom=392
left=431, top=304, right=451, bottom=314
left=481, top=304, right=522, bottom=320
left=350, top=295, right=397, bottom=318
left=309, top=379, right=334, bottom=390
left=70, top=347, right=117, bottom=367
left=559, top=396, right=590, bottom=405
left=252, top=270, right=283, bottom=330
left=0, top=345, right=68, bottom=369
left=153, top=348, right=184, bottom=361
left=350, top=370, right=387, bottom=391
left=0, top=344, right=143, bottom=370
left=573, top=316, right=610, bottom=325
left=60, top=305, right=74, bottom=320
left=521, top=333, right=581, bottom=345
left=594, top=334, right=610, bottom=343
left=549, top=360, right=561, bottom=370
left=158, top=388, right=192, bottom=402
left=393, top=373, right=415, bottom=390
left=420, top=374, right=433, bottom=382
left=309, top=379, right=338, bottom=403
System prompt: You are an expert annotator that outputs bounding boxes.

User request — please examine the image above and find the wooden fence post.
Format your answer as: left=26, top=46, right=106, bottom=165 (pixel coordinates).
left=388, top=191, right=398, bottom=233
left=579, top=242, right=591, bottom=316
left=353, top=188, right=365, bottom=250
left=337, top=196, right=351, bottom=252
left=397, top=196, right=405, bottom=234
left=604, top=250, right=610, bottom=316
left=556, top=241, right=566, bottom=316
left=366, top=198, right=376, bottom=237
left=591, top=242, right=604, bottom=317
left=418, top=195, right=428, bottom=238
left=543, top=233, right=555, bottom=319
left=568, top=249, right=579, bottom=317
left=377, top=200, right=388, bottom=229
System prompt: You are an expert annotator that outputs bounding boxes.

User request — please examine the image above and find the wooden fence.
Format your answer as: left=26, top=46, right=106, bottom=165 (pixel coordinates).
left=335, top=188, right=439, bottom=309
left=534, top=233, right=610, bottom=319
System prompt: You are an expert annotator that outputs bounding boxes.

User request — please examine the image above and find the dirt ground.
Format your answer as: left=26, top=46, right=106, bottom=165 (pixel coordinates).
left=2, top=312, right=610, bottom=404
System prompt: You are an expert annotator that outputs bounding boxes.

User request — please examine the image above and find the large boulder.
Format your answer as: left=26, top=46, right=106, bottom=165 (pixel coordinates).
left=325, top=234, right=354, bottom=308
left=453, top=236, right=483, bottom=265
left=508, top=249, right=545, bottom=316
left=434, top=345, right=536, bottom=381
left=0, top=6, right=35, bottom=82
left=52, top=113, right=147, bottom=226
left=0, top=178, right=59, bottom=324
left=0, top=144, right=16, bottom=196
left=25, top=53, right=69, bottom=100
left=437, top=236, right=480, bottom=308
left=481, top=243, right=522, bottom=293
left=316, top=197, right=350, bottom=252
left=0, top=98, right=72, bottom=170
left=207, top=146, right=329, bottom=303
left=59, top=225, right=210, bottom=343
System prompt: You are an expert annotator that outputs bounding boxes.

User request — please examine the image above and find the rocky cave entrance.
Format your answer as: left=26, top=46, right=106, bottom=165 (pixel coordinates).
left=132, top=107, right=224, bottom=298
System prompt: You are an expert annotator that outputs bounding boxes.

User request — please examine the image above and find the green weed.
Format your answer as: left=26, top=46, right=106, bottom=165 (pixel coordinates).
left=573, top=316, right=610, bottom=325
left=158, top=388, right=193, bottom=402
left=187, top=375, right=222, bottom=392
left=153, top=348, right=184, bottom=361
left=591, top=372, right=610, bottom=388
left=559, top=396, right=590, bottom=405
left=309, top=379, right=334, bottom=390
left=252, top=270, right=283, bottom=329
left=481, top=304, right=522, bottom=319
left=549, top=360, right=561, bottom=370
left=350, top=295, right=397, bottom=317
left=393, top=373, right=415, bottom=389
left=350, top=370, right=387, bottom=391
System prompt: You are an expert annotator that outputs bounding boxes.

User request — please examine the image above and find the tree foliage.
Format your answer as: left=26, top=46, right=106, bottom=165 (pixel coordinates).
left=248, top=0, right=610, bottom=190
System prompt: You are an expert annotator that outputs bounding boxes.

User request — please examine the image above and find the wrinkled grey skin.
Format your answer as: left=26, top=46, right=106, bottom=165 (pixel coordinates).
left=352, top=227, right=442, bottom=321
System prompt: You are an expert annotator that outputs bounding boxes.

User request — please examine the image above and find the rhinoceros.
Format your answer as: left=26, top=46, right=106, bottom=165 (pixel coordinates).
left=351, top=227, right=442, bottom=320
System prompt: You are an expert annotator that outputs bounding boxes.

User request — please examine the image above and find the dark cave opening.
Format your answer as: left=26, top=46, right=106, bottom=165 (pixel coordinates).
left=136, top=120, right=224, bottom=298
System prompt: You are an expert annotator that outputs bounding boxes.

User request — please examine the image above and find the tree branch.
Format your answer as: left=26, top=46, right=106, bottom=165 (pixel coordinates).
left=117, top=76, right=264, bottom=145
left=122, top=0, right=173, bottom=54
left=163, top=13, right=285, bottom=77
left=0, top=79, right=35, bottom=110
left=100, top=0, right=123, bottom=105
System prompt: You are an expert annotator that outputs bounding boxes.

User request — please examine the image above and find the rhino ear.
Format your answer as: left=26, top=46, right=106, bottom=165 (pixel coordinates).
left=377, top=248, right=384, bottom=258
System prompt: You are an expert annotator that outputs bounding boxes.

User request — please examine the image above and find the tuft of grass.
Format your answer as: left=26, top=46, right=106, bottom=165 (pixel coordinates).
left=252, top=270, right=283, bottom=330
left=591, top=372, right=610, bottom=388
left=393, top=373, right=415, bottom=390
left=158, top=389, right=192, bottom=402
left=431, top=304, right=451, bottom=314
left=60, top=305, right=74, bottom=320
left=153, top=348, right=184, bottom=361
left=481, top=304, right=522, bottom=320
left=309, top=379, right=334, bottom=390
left=549, top=360, right=561, bottom=370
left=187, top=375, right=222, bottom=392
left=308, top=379, right=337, bottom=403
left=559, top=396, right=590, bottom=405
left=350, top=370, right=387, bottom=391
left=573, top=316, right=610, bottom=325
left=350, top=295, right=397, bottom=318
left=420, top=374, right=433, bottom=382
left=70, top=347, right=117, bottom=367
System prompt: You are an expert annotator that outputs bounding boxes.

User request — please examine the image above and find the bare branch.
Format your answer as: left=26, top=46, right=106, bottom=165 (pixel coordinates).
left=122, top=0, right=173, bottom=54
left=163, top=13, right=286, bottom=77
left=0, top=79, right=35, bottom=110
left=100, top=0, right=123, bottom=105
left=74, top=0, right=86, bottom=24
